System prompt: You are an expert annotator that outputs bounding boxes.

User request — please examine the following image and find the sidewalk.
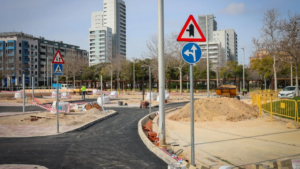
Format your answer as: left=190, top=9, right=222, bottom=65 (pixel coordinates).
left=0, top=164, right=47, bottom=169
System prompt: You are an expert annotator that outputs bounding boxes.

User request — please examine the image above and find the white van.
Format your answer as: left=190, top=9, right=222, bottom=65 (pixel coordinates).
left=61, top=84, right=75, bottom=89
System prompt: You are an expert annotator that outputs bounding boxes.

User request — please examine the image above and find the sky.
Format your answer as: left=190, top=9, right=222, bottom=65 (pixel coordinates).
left=0, top=0, right=299, bottom=65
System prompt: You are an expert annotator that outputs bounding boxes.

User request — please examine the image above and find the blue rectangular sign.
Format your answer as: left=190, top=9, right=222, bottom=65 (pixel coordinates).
left=53, top=64, right=63, bottom=75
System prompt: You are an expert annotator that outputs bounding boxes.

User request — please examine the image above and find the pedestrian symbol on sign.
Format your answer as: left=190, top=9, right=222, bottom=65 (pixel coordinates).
left=53, top=64, right=63, bottom=75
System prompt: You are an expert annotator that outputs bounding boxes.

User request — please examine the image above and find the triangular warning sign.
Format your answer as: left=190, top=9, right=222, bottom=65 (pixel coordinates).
left=177, top=15, right=206, bottom=42
left=55, top=65, right=62, bottom=73
left=52, top=50, right=65, bottom=64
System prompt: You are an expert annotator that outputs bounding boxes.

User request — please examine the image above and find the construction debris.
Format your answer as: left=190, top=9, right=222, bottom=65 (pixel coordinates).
left=84, top=102, right=103, bottom=111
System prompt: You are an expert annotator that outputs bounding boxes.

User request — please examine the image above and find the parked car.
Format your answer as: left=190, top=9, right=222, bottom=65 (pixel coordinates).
left=278, top=86, right=300, bottom=98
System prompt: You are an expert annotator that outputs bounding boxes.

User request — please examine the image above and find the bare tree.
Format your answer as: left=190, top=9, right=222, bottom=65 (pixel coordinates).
left=145, top=34, right=172, bottom=86
left=260, top=9, right=281, bottom=92
left=279, top=11, right=300, bottom=96
left=167, top=32, right=187, bottom=94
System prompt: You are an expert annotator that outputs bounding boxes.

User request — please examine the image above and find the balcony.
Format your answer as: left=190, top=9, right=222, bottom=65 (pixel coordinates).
left=31, top=60, right=35, bottom=64
left=40, top=54, right=46, bottom=59
left=31, top=67, right=35, bottom=70
left=8, top=59, right=14, bottom=63
left=40, top=48, right=46, bottom=52
left=24, top=45, right=29, bottom=49
left=40, top=61, right=46, bottom=65
left=7, top=53, right=14, bottom=56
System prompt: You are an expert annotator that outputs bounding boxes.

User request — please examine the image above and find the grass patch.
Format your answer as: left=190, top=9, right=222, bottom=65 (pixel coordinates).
left=262, top=100, right=298, bottom=119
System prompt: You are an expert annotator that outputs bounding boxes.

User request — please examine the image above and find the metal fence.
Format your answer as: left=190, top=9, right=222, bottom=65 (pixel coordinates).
left=252, top=94, right=299, bottom=125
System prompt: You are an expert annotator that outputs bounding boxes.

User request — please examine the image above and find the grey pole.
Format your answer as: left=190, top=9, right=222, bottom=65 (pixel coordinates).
left=242, top=47, right=245, bottom=91
left=190, top=64, right=195, bottom=166
left=206, top=15, right=210, bottom=97
left=101, top=75, right=103, bottom=107
left=56, top=75, right=59, bottom=133
left=291, top=63, right=293, bottom=86
left=133, top=62, right=135, bottom=93
left=158, top=0, right=165, bottom=146
left=47, top=59, right=48, bottom=87
left=51, top=62, right=53, bottom=88
left=149, top=66, right=151, bottom=114
left=22, top=73, right=25, bottom=112
left=32, top=77, right=34, bottom=103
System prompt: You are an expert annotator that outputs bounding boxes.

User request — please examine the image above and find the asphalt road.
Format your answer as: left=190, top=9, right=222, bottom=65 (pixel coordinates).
left=0, top=102, right=188, bottom=169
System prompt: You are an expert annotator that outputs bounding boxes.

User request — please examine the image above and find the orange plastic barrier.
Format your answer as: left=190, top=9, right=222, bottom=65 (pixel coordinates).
left=142, top=121, right=153, bottom=132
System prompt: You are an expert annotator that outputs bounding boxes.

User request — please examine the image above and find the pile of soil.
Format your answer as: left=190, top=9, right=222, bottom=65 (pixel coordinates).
left=85, top=103, right=103, bottom=111
left=65, top=108, right=106, bottom=126
left=169, top=97, right=259, bottom=122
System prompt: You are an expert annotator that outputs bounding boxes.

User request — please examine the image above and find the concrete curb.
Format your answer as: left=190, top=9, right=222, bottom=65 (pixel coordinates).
left=137, top=112, right=178, bottom=166
left=68, top=111, right=118, bottom=132
left=0, top=164, right=48, bottom=169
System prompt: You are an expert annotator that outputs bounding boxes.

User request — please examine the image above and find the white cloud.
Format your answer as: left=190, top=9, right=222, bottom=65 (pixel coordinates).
left=219, top=3, right=245, bottom=15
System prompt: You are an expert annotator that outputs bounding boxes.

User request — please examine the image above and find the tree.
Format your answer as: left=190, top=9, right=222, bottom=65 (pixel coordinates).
left=250, top=56, right=273, bottom=90
left=279, top=11, right=300, bottom=96
left=145, top=34, right=172, bottom=89
left=254, top=9, right=281, bottom=92
left=220, top=61, right=244, bottom=79
left=167, top=32, right=188, bottom=94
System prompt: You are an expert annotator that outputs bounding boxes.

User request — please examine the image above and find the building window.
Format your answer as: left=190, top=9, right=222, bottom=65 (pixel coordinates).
left=35, top=65, right=37, bottom=68
left=19, top=43, right=21, bottom=47
left=19, top=50, right=21, bottom=54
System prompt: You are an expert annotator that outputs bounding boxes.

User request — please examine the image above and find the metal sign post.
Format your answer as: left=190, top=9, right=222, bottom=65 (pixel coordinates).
left=101, top=75, right=103, bottom=107
left=149, top=66, right=151, bottom=114
left=23, top=73, right=25, bottom=112
left=56, top=75, right=59, bottom=133
left=190, top=64, right=194, bottom=164
left=32, top=77, right=34, bottom=103
left=52, top=50, right=65, bottom=133
left=181, top=42, right=202, bottom=166
left=177, top=15, right=206, bottom=167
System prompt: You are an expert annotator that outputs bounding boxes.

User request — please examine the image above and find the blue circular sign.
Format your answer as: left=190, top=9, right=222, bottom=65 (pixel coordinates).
left=181, top=43, right=202, bottom=64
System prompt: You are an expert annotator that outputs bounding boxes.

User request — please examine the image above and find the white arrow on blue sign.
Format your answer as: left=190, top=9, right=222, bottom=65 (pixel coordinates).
left=53, top=64, right=63, bottom=75
left=181, top=42, right=202, bottom=64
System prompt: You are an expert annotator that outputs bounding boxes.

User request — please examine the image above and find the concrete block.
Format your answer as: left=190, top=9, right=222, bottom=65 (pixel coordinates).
left=269, top=160, right=278, bottom=168
left=252, top=164, right=261, bottom=169
left=277, top=159, right=292, bottom=166
left=197, top=165, right=210, bottom=169
left=259, top=165, right=271, bottom=169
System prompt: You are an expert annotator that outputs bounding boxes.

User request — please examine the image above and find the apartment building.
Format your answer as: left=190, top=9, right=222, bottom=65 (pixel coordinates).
left=34, top=37, right=89, bottom=86
left=0, top=32, right=88, bottom=87
left=89, top=11, right=113, bottom=66
left=198, top=14, right=217, bottom=42
left=213, top=29, right=238, bottom=62
left=0, top=32, right=39, bottom=87
left=88, top=0, right=126, bottom=66
left=199, top=42, right=226, bottom=70
left=103, top=0, right=126, bottom=57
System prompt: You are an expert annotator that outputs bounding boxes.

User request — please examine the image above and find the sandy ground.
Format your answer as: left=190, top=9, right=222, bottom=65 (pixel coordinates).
left=0, top=108, right=112, bottom=127
left=161, top=108, right=300, bottom=167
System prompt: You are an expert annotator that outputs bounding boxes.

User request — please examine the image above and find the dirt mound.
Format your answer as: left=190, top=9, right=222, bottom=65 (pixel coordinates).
left=169, top=97, right=259, bottom=122
left=65, top=108, right=106, bottom=126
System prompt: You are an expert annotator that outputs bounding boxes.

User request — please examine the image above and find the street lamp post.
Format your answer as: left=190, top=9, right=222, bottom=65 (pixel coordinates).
left=80, top=70, right=83, bottom=87
left=206, top=15, right=216, bottom=97
left=241, top=47, right=245, bottom=92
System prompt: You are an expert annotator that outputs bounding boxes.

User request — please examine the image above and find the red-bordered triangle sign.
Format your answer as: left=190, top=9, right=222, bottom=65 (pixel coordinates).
left=177, top=15, right=206, bottom=42
left=52, top=50, right=65, bottom=64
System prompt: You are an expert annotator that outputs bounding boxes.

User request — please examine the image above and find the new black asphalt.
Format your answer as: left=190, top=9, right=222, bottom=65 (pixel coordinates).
left=0, top=102, right=188, bottom=169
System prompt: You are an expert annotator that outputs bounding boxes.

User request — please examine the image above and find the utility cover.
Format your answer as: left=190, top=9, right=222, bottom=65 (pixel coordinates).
left=52, top=50, right=65, bottom=64
left=53, top=64, right=63, bottom=75
left=177, top=15, right=206, bottom=42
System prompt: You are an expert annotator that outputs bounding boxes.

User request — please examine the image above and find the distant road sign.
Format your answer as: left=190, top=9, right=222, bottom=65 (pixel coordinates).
left=53, top=64, right=63, bottom=75
left=177, top=15, right=206, bottom=42
left=181, top=43, right=202, bottom=64
left=52, top=50, right=65, bottom=64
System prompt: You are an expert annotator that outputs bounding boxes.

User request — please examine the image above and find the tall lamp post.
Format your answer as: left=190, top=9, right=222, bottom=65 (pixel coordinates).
left=206, top=15, right=216, bottom=97
left=79, top=70, right=83, bottom=88
left=241, top=47, right=245, bottom=92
